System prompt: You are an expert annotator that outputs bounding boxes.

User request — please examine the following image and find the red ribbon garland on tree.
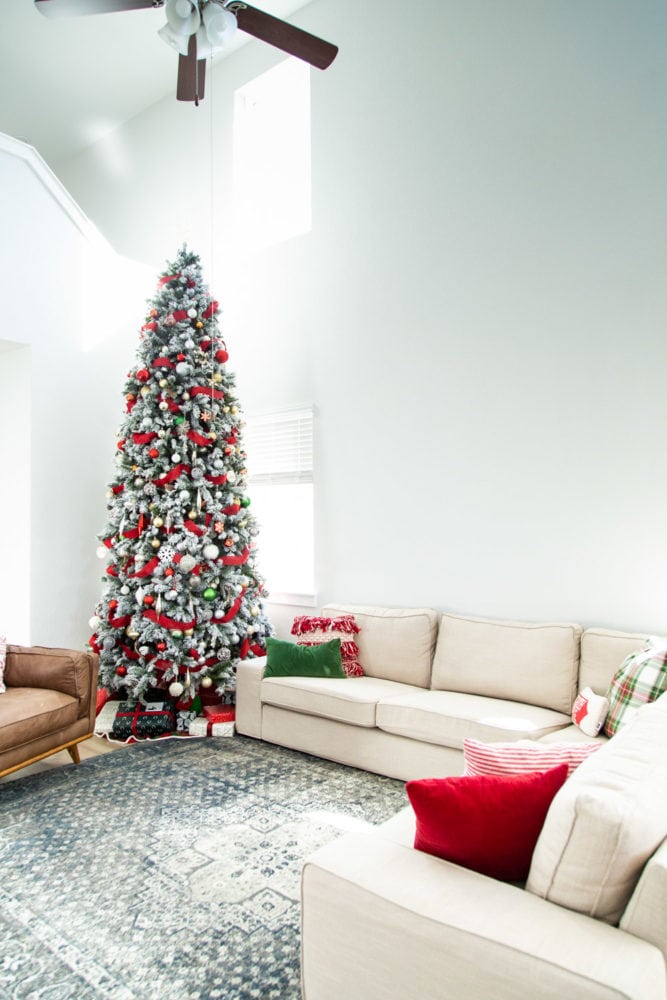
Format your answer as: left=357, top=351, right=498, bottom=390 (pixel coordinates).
left=187, top=429, right=214, bottom=447
left=191, top=386, right=225, bottom=400
left=143, top=609, right=197, bottom=630
left=158, top=272, right=181, bottom=287
left=133, top=432, right=158, bottom=445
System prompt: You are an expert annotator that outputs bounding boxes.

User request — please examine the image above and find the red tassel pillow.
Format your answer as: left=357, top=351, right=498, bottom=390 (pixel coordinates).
left=291, top=614, right=364, bottom=677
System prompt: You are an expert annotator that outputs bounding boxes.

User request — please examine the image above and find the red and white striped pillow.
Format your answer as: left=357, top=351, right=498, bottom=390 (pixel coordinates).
left=463, top=738, right=602, bottom=778
left=291, top=615, right=364, bottom=677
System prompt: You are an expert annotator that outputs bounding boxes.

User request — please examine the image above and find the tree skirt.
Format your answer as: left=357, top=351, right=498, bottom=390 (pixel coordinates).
left=0, top=738, right=406, bottom=999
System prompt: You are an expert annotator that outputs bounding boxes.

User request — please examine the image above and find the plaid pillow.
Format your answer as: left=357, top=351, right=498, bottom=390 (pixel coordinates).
left=0, top=636, right=6, bottom=694
left=604, top=642, right=667, bottom=737
left=291, top=614, right=364, bottom=677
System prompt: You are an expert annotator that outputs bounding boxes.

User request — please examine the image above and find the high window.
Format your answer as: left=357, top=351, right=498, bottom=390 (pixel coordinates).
left=233, top=58, right=311, bottom=251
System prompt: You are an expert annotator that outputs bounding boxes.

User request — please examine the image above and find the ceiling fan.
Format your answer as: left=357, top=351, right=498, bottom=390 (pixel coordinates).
left=34, top=0, right=338, bottom=104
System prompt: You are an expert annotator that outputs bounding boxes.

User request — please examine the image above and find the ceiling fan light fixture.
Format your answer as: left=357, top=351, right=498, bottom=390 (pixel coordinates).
left=158, top=21, right=192, bottom=55
left=202, top=2, right=237, bottom=47
left=165, top=0, right=200, bottom=35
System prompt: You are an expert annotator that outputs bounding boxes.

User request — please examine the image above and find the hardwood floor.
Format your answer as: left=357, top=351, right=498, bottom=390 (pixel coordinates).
left=0, top=735, right=126, bottom=784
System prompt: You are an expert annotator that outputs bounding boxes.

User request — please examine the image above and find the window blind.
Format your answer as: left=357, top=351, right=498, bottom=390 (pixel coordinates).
left=245, top=407, right=313, bottom=485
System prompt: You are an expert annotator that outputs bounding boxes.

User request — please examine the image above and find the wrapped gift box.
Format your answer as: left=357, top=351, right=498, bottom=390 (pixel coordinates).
left=211, top=721, right=235, bottom=737
left=203, top=704, right=236, bottom=724
left=188, top=716, right=209, bottom=737
left=111, top=701, right=175, bottom=739
left=95, top=699, right=120, bottom=736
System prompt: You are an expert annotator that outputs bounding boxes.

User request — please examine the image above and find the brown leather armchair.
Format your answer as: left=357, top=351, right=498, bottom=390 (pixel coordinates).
left=0, top=645, right=99, bottom=778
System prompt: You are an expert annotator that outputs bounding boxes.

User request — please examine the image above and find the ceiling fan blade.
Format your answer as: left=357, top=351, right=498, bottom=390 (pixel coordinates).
left=231, top=3, right=338, bottom=70
left=177, top=33, right=206, bottom=103
left=35, top=0, right=161, bottom=16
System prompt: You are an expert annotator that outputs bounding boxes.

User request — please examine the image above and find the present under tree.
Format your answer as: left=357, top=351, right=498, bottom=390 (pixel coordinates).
left=89, top=245, right=273, bottom=704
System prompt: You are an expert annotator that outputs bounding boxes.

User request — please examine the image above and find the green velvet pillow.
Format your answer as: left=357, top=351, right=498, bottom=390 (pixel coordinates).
left=264, top=637, right=346, bottom=678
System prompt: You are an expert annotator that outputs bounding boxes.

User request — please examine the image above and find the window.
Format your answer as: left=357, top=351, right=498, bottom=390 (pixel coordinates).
left=244, top=407, right=315, bottom=604
left=233, top=58, right=311, bottom=251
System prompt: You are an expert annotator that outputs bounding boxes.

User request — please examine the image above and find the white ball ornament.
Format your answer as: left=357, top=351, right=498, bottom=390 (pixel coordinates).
left=166, top=589, right=178, bottom=600
left=200, top=676, right=213, bottom=688
left=176, top=362, right=189, bottom=376
left=159, top=401, right=169, bottom=411
left=226, top=470, right=236, bottom=484
left=88, top=615, right=101, bottom=630
left=96, top=545, right=108, bottom=559
left=169, top=681, right=184, bottom=697
left=203, top=544, right=219, bottom=560
left=214, top=609, right=224, bottom=619
left=121, top=585, right=130, bottom=595
left=187, top=307, right=198, bottom=318
left=171, top=453, right=181, bottom=463
left=179, top=554, right=197, bottom=572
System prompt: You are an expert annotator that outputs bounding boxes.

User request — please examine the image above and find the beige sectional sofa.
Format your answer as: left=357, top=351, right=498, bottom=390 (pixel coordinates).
left=301, top=693, right=667, bottom=1000
left=236, top=603, right=649, bottom=780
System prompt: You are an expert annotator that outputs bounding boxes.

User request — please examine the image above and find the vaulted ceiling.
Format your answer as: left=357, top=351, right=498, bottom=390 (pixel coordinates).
left=0, top=1, right=312, bottom=165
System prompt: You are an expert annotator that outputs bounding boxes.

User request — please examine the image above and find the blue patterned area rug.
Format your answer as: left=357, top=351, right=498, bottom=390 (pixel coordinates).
left=0, top=737, right=406, bottom=999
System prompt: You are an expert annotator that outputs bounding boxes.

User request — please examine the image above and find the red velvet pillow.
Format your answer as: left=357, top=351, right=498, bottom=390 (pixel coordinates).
left=405, top=764, right=568, bottom=882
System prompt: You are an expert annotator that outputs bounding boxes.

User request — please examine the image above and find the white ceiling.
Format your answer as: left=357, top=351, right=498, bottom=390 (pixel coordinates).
left=0, top=1, right=312, bottom=165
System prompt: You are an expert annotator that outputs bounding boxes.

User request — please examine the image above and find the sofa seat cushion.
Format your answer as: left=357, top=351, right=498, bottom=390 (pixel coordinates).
left=431, top=613, right=582, bottom=714
left=527, top=692, right=667, bottom=925
left=260, top=676, right=425, bottom=728
left=539, top=723, right=608, bottom=745
left=0, top=687, right=79, bottom=752
left=376, top=690, right=571, bottom=749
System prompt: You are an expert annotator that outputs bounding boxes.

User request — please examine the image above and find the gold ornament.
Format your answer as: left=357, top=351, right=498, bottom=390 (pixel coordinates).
left=151, top=539, right=161, bottom=549
left=213, top=373, right=223, bottom=384
left=184, top=628, right=194, bottom=637
left=159, top=378, right=168, bottom=388
left=153, top=516, right=164, bottom=528
left=140, top=386, right=151, bottom=397
left=188, top=509, right=197, bottom=519
left=125, top=626, right=139, bottom=639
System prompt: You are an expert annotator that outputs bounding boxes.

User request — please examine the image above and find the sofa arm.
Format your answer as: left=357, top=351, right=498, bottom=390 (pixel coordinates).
left=4, top=645, right=99, bottom=723
left=235, top=656, right=266, bottom=738
left=621, top=838, right=667, bottom=965
left=301, top=834, right=666, bottom=1000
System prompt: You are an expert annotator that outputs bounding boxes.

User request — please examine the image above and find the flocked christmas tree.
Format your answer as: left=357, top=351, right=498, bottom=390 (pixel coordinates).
left=88, top=245, right=273, bottom=708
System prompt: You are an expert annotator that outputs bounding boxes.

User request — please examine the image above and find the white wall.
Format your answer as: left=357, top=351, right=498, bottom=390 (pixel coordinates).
left=55, top=0, right=667, bottom=634
left=0, top=135, right=153, bottom=648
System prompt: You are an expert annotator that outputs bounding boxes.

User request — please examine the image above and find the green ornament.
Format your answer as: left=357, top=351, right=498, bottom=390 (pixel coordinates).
left=203, top=587, right=217, bottom=601
left=174, top=415, right=185, bottom=425
left=171, top=629, right=183, bottom=638
left=240, top=497, right=251, bottom=508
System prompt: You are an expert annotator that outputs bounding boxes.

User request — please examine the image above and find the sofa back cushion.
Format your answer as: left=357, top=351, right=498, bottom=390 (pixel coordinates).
left=579, top=628, right=651, bottom=695
left=430, top=614, right=582, bottom=714
left=526, top=692, right=667, bottom=925
left=322, top=605, right=438, bottom=688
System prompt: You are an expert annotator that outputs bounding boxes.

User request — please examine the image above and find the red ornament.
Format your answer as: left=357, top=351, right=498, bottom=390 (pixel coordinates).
left=150, top=308, right=159, bottom=318
left=215, top=349, right=229, bottom=364
left=156, top=641, right=167, bottom=652
left=165, top=568, right=175, bottom=577
left=109, top=599, right=118, bottom=610
left=143, top=595, right=155, bottom=606
left=116, top=666, right=127, bottom=677
left=136, top=368, right=150, bottom=382
left=117, top=440, right=125, bottom=451
left=177, top=353, right=186, bottom=362
left=148, top=448, right=159, bottom=459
